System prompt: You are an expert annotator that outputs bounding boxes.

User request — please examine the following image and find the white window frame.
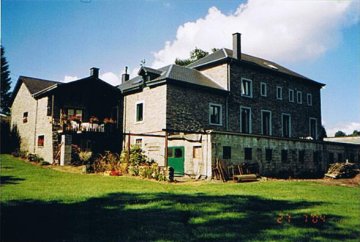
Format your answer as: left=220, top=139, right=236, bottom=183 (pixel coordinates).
left=261, top=110, right=272, bottom=136
left=260, top=82, right=267, bottom=97
left=276, top=86, right=283, bottom=100
left=309, top=117, right=317, bottom=139
left=240, top=106, right=252, bottom=134
left=307, top=93, right=312, bottom=106
left=281, top=113, right=292, bottom=138
left=288, top=89, right=294, bottom=102
left=135, top=100, right=144, bottom=123
left=209, top=103, right=222, bottom=126
left=297, top=91, right=302, bottom=104
left=135, top=138, right=143, bottom=148
left=241, top=78, right=253, bottom=98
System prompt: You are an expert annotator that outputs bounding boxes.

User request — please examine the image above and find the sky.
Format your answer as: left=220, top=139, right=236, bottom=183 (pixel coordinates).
left=1, top=0, right=359, bottom=136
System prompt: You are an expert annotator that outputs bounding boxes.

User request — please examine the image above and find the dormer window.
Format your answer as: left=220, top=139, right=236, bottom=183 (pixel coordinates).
left=241, top=78, right=252, bottom=97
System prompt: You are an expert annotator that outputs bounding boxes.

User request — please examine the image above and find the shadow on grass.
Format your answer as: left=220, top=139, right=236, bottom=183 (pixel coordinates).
left=1, top=193, right=358, bottom=242
left=0, top=175, right=25, bottom=186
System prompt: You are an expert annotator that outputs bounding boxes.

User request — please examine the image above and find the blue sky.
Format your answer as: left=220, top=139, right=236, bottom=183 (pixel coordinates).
left=2, top=0, right=359, bottom=136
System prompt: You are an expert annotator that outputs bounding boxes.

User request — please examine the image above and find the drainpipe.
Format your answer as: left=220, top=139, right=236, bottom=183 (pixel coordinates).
left=164, top=131, right=168, bottom=167
left=33, top=100, right=39, bottom=153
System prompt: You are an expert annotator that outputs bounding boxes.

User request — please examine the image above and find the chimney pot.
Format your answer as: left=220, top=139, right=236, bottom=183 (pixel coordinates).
left=232, top=33, right=241, bottom=60
left=122, top=66, right=130, bottom=82
left=90, top=67, right=99, bottom=78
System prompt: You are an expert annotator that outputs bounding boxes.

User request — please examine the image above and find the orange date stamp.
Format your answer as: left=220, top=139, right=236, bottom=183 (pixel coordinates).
left=276, top=214, right=326, bottom=224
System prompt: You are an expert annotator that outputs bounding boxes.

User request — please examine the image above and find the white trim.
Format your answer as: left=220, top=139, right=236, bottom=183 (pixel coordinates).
left=135, top=138, right=143, bottom=148
left=135, top=100, right=144, bottom=123
left=288, top=89, right=294, bottom=102
left=240, top=78, right=253, bottom=98
left=297, top=91, right=302, bottom=104
left=261, top=110, right=272, bottom=135
left=276, top=86, right=283, bottom=100
left=309, top=117, right=317, bottom=139
left=209, top=103, right=223, bottom=126
left=240, top=106, right=252, bottom=134
left=281, top=113, right=291, bottom=138
left=260, top=82, right=267, bottom=97
left=307, top=93, right=312, bottom=106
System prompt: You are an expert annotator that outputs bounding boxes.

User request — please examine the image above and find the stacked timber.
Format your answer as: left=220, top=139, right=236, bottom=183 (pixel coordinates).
left=325, top=162, right=359, bottom=179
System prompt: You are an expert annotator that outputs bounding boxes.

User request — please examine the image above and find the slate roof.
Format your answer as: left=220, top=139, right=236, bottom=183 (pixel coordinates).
left=20, top=76, right=60, bottom=94
left=119, top=64, right=227, bottom=93
left=188, top=48, right=325, bottom=86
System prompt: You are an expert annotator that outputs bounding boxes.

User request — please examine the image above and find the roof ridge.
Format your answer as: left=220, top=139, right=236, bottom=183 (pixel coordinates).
left=20, top=75, right=60, bottom=83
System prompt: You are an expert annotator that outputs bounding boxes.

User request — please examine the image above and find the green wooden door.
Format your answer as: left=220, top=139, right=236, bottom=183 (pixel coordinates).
left=168, top=146, right=185, bottom=176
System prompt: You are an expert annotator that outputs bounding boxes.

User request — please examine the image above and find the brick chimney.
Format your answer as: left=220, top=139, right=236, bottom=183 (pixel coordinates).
left=232, top=33, right=241, bottom=60
left=122, top=66, right=130, bottom=82
left=90, top=67, right=99, bottom=78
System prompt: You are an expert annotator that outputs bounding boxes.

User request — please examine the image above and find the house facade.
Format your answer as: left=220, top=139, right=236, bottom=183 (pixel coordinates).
left=11, top=68, right=122, bottom=163
left=120, top=33, right=360, bottom=178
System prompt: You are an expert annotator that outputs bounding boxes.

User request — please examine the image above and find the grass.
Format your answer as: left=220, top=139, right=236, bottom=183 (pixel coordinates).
left=1, top=154, right=359, bottom=242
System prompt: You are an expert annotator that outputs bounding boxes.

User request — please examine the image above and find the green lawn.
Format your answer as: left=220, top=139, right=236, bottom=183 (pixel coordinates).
left=1, top=154, right=359, bottom=242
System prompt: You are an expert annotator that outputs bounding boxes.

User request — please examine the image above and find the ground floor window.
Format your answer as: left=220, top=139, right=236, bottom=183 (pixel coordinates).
left=298, top=150, right=305, bottom=163
left=37, top=135, right=44, bottom=147
left=265, top=148, right=272, bottom=161
left=244, top=148, right=252, bottom=160
left=223, top=146, right=231, bottom=159
left=281, top=150, right=288, bottom=162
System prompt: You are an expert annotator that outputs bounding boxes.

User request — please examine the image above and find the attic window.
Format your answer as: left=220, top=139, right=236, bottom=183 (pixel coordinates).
left=264, top=62, right=278, bottom=70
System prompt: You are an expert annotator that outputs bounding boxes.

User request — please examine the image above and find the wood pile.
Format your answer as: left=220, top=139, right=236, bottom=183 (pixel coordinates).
left=325, top=162, right=359, bottom=179
left=212, top=160, right=259, bottom=182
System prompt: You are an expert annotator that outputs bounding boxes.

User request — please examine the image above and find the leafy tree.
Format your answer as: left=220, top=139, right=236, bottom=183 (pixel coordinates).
left=1, top=46, right=12, bottom=114
left=334, top=130, right=346, bottom=137
left=352, top=130, right=360, bottom=136
left=175, top=47, right=209, bottom=66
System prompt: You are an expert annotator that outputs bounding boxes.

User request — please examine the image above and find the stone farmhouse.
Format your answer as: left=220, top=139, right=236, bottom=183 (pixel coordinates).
left=10, top=33, right=360, bottom=178
left=120, top=33, right=360, bottom=178
left=10, top=68, right=122, bottom=164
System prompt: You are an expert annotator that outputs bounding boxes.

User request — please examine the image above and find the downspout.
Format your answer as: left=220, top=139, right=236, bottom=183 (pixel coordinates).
left=33, top=99, right=39, bottom=153
left=226, top=62, right=231, bottom=131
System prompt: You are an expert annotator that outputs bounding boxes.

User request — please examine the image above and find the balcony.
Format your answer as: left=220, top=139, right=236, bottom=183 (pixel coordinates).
left=55, top=115, right=117, bottom=134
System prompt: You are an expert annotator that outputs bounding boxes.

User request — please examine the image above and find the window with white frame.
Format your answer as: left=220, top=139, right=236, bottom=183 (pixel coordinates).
left=241, top=78, right=252, bottom=97
left=276, top=86, right=283, bottom=100
left=307, top=93, right=312, bottom=106
left=209, top=103, right=222, bottom=125
left=309, top=118, right=317, bottom=139
left=288, top=89, right=294, bottom=102
left=261, top=110, right=272, bottom=135
left=297, top=91, right=302, bottom=104
left=240, top=106, right=251, bottom=134
left=135, top=101, right=144, bottom=122
left=260, top=82, right=267, bottom=97
left=135, top=138, right=143, bottom=147
left=282, top=113, right=291, bottom=138
left=23, top=112, right=28, bottom=123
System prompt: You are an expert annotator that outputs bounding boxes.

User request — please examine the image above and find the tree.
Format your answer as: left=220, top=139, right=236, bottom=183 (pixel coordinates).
left=352, top=130, right=360, bottom=136
left=175, top=47, right=209, bottom=66
left=334, top=130, right=346, bottom=137
left=1, top=46, right=12, bottom=114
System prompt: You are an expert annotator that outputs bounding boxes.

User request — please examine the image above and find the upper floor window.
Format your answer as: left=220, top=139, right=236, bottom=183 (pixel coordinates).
left=309, top=118, right=317, bottom=139
left=261, top=110, right=272, bottom=136
left=307, top=93, right=312, bottom=106
left=260, top=82, right=267, bottom=97
left=282, top=113, right=291, bottom=138
left=209, top=103, right=222, bottom=126
left=23, top=112, right=28, bottom=123
left=297, top=91, right=302, bottom=104
left=135, top=101, right=144, bottom=122
left=241, top=78, right=252, bottom=97
left=276, top=86, right=283, bottom=100
left=288, top=89, right=294, bottom=102
left=240, top=106, right=251, bottom=134
left=66, top=108, right=83, bottom=122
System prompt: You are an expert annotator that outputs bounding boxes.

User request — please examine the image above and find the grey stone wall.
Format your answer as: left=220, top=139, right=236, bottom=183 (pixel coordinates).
left=227, top=63, right=322, bottom=139
left=166, top=83, right=227, bottom=132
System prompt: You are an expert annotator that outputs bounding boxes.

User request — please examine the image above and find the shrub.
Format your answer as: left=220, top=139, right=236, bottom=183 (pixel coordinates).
left=120, top=145, right=149, bottom=166
left=27, top=154, right=44, bottom=163
left=71, top=145, right=81, bottom=165
left=93, top=151, right=121, bottom=173
left=79, top=151, right=92, bottom=163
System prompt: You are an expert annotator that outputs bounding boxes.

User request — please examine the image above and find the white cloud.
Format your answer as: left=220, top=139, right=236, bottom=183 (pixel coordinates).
left=63, top=75, right=78, bottom=82
left=326, top=122, right=360, bottom=137
left=152, top=0, right=357, bottom=68
left=100, top=72, right=121, bottom=86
